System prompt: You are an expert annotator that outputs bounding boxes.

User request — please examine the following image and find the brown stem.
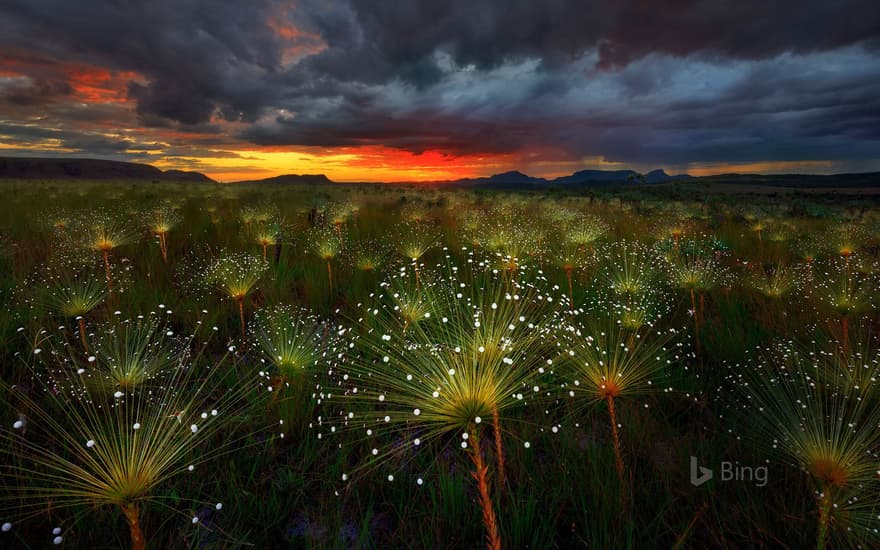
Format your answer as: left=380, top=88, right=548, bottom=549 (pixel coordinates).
left=607, top=395, right=625, bottom=484
left=238, top=296, right=247, bottom=344
left=78, top=317, right=89, bottom=354
left=491, top=407, right=506, bottom=494
left=159, top=232, right=168, bottom=263
left=469, top=428, right=501, bottom=550
left=816, top=484, right=831, bottom=550
left=122, top=504, right=146, bottom=550
left=261, top=242, right=268, bottom=261
left=565, top=266, right=574, bottom=311
left=326, top=260, right=333, bottom=294
left=102, top=249, right=113, bottom=292
left=673, top=503, right=707, bottom=550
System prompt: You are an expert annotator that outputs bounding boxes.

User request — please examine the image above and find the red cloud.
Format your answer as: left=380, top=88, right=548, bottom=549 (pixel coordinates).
left=65, top=65, right=141, bottom=104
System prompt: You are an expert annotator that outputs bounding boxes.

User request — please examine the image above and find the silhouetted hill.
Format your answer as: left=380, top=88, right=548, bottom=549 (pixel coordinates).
left=645, top=169, right=693, bottom=183
left=552, top=169, right=691, bottom=184
left=453, top=168, right=692, bottom=188
left=0, top=157, right=213, bottom=182
left=231, top=174, right=334, bottom=185
left=553, top=169, right=637, bottom=183
left=161, top=169, right=214, bottom=183
left=486, top=170, right=546, bottom=184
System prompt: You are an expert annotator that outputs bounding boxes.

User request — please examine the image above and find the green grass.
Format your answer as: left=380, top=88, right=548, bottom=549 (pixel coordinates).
left=0, top=179, right=879, bottom=548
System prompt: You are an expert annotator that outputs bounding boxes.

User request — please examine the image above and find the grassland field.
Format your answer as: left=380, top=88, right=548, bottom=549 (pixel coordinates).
left=0, top=179, right=879, bottom=549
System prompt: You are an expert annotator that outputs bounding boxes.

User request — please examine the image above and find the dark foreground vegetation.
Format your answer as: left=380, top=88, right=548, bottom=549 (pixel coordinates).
left=1, top=179, right=879, bottom=549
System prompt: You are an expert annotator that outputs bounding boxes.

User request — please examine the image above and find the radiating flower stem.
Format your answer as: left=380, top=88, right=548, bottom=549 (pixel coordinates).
left=327, top=260, right=333, bottom=294
left=102, top=249, right=113, bottom=292
left=565, top=266, right=574, bottom=311
left=123, top=504, right=146, bottom=550
left=470, top=427, right=501, bottom=550
left=238, top=296, right=247, bottom=344
left=607, top=395, right=624, bottom=484
left=492, top=406, right=506, bottom=494
left=816, top=484, right=831, bottom=550
left=158, top=232, right=168, bottom=263
left=78, top=317, right=89, bottom=353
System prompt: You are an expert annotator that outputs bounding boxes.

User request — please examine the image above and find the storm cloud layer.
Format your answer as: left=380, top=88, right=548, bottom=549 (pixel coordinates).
left=1, top=0, right=879, bottom=177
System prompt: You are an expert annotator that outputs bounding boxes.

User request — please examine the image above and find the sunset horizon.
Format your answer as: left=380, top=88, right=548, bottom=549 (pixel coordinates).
left=0, top=149, right=864, bottom=183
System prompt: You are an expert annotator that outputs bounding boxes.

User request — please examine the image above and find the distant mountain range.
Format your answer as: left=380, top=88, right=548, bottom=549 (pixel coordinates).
left=1, top=157, right=877, bottom=189
left=0, top=157, right=213, bottom=182
left=231, top=168, right=691, bottom=186
left=457, top=168, right=691, bottom=186
left=0, top=157, right=692, bottom=185
left=232, top=173, right=334, bottom=185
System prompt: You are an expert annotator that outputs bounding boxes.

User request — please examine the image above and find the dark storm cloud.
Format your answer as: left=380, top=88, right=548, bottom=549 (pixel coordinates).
left=292, top=0, right=880, bottom=80
left=242, top=102, right=527, bottom=155
left=258, top=0, right=880, bottom=166
left=1, top=78, right=72, bottom=107
left=0, top=0, right=288, bottom=124
left=243, top=47, right=880, bottom=165
left=1, top=0, right=879, bottom=171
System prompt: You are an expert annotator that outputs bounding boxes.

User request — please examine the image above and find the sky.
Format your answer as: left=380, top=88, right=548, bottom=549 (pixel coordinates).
left=0, top=1, right=879, bottom=182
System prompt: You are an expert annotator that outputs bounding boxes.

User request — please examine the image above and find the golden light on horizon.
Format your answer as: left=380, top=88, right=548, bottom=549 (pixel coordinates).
left=165, top=147, right=522, bottom=183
